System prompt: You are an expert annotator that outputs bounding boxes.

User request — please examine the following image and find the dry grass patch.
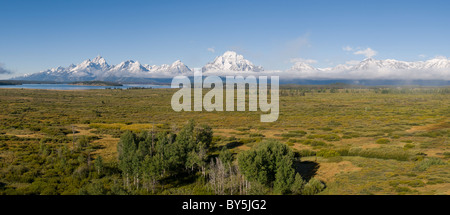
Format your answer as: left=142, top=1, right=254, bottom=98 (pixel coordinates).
left=406, top=121, right=450, bottom=133
left=302, top=157, right=361, bottom=183
left=91, top=134, right=119, bottom=161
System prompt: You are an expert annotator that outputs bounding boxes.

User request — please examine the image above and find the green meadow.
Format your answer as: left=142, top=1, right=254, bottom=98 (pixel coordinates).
left=0, top=86, right=449, bottom=195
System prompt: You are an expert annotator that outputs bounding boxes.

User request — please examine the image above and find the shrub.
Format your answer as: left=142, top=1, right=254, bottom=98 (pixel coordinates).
left=376, top=138, right=390, bottom=144
left=414, top=157, right=446, bottom=172
left=346, top=147, right=411, bottom=161
left=297, top=149, right=316, bottom=157
left=395, top=186, right=414, bottom=193
left=302, top=178, right=325, bottom=195
left=317, top=149, right=340, bottom=158
left=281, top=130, right=307, bottom=138
left=249, top=133, right=265, bottom=138
left=301, top=139, right=327, bottom=147
left=444, top=152, right=450, bottom=159
left=323, top=134, right=341, bottom=142
left=404, top=143, right=415, bottom=149
left=306, top=134, right=341, bottom=142
left=342, top=132, right=361, bottom=139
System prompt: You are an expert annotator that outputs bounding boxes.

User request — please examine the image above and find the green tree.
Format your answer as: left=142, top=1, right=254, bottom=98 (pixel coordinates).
left=238, top=140, right=295, bottom=187
left=290, top=173, right=305, bottom=195
left=117, top=131, right=137, bottom=187
left=274, top=156, right=295, bottom=194
left=94, top=155, right=104, bottom=175
left=195, top=124, right=213, bottom=148
left=219, top=147, right=233, bottom=166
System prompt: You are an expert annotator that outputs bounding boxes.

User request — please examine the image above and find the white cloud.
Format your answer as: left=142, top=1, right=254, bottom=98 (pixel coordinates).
left=353, top=48, right=377, bottom=58
left=290, top=58, right=317, bottom=64
left=0, top=63, right=12, bottom=74
left=342, top=46, right=353, bottom=51
left=207, top=47, right=215, bottom=53
left=284, top=33, right=311, bottom=57
left=434, top=55, right=448, bottom=60
left=345, top=60, right=360, bottom=65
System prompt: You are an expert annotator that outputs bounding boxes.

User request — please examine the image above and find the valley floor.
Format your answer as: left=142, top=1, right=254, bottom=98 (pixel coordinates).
left=0, top=87, right=449, bottom=195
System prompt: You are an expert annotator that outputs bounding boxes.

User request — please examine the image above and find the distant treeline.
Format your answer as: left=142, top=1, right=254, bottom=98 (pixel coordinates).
left=0, top=80, right=59, bottom=85
left=69, top=81, right=123, bottom=86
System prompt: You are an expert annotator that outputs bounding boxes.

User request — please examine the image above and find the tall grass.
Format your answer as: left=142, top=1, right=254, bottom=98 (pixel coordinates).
left=337, top=147, right=412, bottom=161
left=414, top=157, right=447, bottom=171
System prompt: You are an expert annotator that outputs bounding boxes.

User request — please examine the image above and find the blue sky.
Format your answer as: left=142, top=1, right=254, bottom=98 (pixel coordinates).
left=1, top=0, right=450, bottom=78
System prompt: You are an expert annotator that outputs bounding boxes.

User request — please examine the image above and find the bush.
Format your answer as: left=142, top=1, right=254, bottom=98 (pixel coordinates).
left=317, top=149, right=340, bottom=158
left=444, top=152, right=450, bottom=159
left=323, top=134, right=341, bottom=142
left=414, top=157, right=446, bottom=172
left=281, top=130, right=307, bottom=138
left=300, top=139, right=327, bottom=147
left=306, top=134, right=341, bottom=142
left=297, top=149, right=316, bottom=157
left=302, top=178, right=325, bottom=195
left=404, top=143, right=415, bottom=149
left=376, top=138, right=390, bottom=144
left=346, top=147, right=411, bottom=161
left=249, top=133, right=265, bottom=138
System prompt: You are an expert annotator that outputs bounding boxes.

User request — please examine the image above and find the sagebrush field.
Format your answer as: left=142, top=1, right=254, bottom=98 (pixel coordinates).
left=0, top=86, right=449, bottom=195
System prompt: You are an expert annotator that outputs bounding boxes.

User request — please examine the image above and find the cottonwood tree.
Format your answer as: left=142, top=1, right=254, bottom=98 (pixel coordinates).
left=117, top=131, right=136, bottom=187
left=116, top=120, right=214, bottom=192
left=94, top=155, right=104, bottom=175
left=238, top=140, right=296, bottom=193
left=290, top=173, right=305, bottom=195
left=274, top=156, right=295, bottom=194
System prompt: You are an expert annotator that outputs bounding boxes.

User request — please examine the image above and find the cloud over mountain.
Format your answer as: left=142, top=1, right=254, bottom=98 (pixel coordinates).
left=0, top=63, right=12, bottom=74
left=285, top=57, right=450, bottom=80
left=354, top=48, right=377, bottom=58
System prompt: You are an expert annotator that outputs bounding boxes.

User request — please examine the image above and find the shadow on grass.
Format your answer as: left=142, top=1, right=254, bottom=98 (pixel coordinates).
left=225, top=141, right=244, bottom=149
left=293, top=160, right=320, bottom=181
left=162, top=172, right=199, bottom=188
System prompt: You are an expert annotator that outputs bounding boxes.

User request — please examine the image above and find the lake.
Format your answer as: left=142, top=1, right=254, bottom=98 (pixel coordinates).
left=0, top=84, right=172, bottom=90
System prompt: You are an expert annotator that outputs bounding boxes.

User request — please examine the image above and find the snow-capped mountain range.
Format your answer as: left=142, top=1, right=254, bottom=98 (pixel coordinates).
left=14, top=56, right=191, bottom=82
left=286, top=57, right=450, bottom=80
left=12, top=51, right=450, bottom=82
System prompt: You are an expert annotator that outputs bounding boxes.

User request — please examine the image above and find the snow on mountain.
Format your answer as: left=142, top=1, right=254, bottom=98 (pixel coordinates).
left=290, top=61, right=316, bottom=71
left=202, top=51, right=263, bottom=74
left=14, top=56, right=192, bottom=82
left=147, top=60, right=192, bottom=76
left=11, top=53, right=450, bottom=82
left=287, top=57, right=450, bottom=80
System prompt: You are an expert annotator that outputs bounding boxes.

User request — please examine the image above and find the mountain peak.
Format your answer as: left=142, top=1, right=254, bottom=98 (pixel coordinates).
left=92, top=55, right=107, bottom=65
left=202, top=51, right=263, bottom=73
left=290, top=61, right=316, bottom=71
left=222, top=51, right=239, bottom=57
left=171, top=60, right=183, bottom=66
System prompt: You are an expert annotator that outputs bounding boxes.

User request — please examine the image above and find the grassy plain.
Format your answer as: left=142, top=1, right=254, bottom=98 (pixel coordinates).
left=0, top=86, right=449, bottom=194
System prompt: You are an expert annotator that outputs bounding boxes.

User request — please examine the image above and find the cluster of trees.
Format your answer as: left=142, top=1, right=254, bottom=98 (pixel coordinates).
left=117, top=120, right=213, bottom=192
left=116, top=120, right=325, bottom=195
left=238, top=140, right=324, bottom=195
left=208, top=148, right=255, bottom=195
